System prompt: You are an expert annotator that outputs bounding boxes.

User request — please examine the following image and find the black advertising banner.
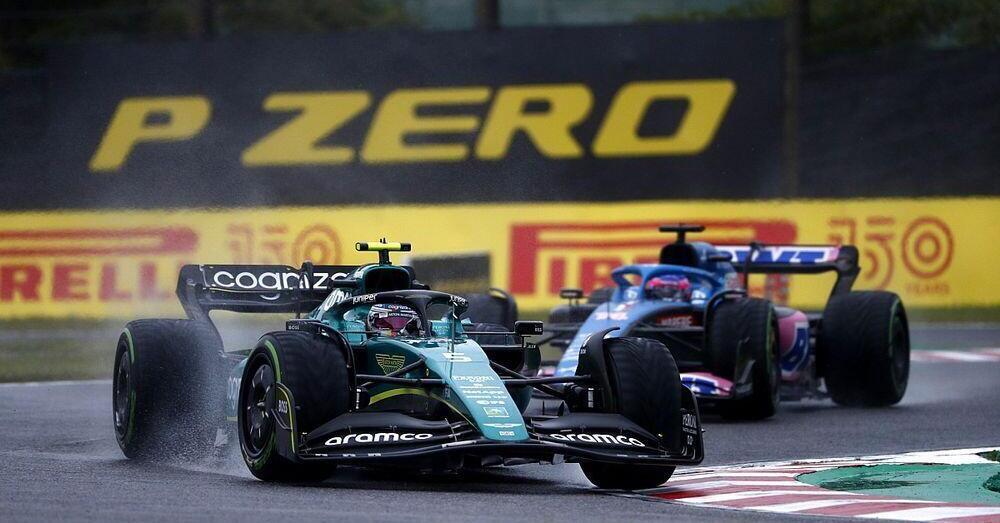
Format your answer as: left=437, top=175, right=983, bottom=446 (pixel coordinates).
left=17, top=21, right=783, bottom=210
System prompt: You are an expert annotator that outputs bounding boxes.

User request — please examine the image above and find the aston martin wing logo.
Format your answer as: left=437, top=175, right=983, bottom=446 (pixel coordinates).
left=375, top=353, right=406, bottom=374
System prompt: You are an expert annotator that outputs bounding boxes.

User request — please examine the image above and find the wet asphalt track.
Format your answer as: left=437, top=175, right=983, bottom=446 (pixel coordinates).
left=1, top=326, right=997, bottom=522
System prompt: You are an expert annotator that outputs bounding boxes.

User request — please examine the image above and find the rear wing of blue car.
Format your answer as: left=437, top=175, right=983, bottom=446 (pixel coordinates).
left=715, top=244, right=860, bottom=297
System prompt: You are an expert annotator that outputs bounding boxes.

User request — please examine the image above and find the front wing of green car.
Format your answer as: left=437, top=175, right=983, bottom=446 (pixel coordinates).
left=260, top=381, right=704, bottom=468
left=225, top=318, right=703, bottom=470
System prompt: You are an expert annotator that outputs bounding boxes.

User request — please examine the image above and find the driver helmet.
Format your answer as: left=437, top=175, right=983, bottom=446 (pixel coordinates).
left=646, top=275, right=692, bottom=301
left=366, top=303, right=422, bottom=337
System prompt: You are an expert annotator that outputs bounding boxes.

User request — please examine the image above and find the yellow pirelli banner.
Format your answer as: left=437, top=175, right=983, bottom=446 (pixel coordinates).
left=0, top=197, right=995, bottom=318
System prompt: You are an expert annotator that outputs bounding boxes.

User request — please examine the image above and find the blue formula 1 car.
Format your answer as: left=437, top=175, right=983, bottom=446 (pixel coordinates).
left=544, top=224, right=910, bottom=420
left=111, top=241, right=703, bottom=490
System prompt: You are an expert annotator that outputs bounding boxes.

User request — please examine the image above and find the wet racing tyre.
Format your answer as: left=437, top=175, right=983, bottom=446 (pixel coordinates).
left=468, top=322, right=531, bottom=411
left=466, top=322, right=511, bottom=347
left=238, top=331, right=350, bottom=482
left=112, top=319, right=224, bottom=460
left=579, top=337, right=681, bottom=490
left=706, top=298, right=780, bottom=420
left=461, top=289, right=518, bottom=329
left=587, top=287, right=614, bottom=304
left=547, top=304, right=598, bottom=324
left=819, top=291, right=909, bottom=407
left=467, top=322, right=520, bottom=370
left=546, top=288, right=615, bottom=325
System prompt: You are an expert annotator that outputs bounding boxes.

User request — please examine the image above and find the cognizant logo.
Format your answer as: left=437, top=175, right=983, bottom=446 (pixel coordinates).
left=209, top=270, right=347, bottom=291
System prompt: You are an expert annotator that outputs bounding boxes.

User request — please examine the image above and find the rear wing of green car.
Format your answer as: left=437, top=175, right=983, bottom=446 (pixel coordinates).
left=176, top=263, right=414, bottom=320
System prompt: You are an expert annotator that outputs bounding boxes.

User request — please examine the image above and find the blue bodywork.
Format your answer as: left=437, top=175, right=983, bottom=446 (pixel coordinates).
left=551, top=240, right=847, bottom=402
left=555, top=242, right=737, bottom=377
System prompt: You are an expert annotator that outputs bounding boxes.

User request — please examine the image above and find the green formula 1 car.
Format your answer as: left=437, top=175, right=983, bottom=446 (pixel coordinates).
left=112, top=241, right=703, bottom=489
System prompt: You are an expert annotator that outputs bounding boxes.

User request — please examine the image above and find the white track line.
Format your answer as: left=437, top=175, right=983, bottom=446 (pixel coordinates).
left=855, top=506, right=1000, bottom=521
left=654, top=479, right=806, bottom=491
left=750, top=498, right=943, bottom=514
left=910, top=323, right=1000, bottom=330
left=662, top=471, right=802, bottom=481
left=675, top=489, right=863, bottom=504
left=0, top=379, right=110, bottom=388
left=911, top=348, right=1000, bottom=363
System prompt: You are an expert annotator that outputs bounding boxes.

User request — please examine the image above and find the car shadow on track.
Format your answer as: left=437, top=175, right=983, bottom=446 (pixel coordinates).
left=108, top=453, right=589, bottom=496
left=296, top=466, right=583, bottom=495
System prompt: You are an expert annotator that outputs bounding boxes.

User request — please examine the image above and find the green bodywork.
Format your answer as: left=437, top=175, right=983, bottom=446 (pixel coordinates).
left=361, top=337, right=528, bottom=441
left=225, top=262, right=531, bottom=442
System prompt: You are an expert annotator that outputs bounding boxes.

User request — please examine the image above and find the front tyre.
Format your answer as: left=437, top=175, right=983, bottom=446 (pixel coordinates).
left=820, top=291, right=909, bottom=407
left=238, top=331, right=350, bottom=482
left=706, top=298, right=780, bottom=421
left=579, top=337, right=679, bottom=490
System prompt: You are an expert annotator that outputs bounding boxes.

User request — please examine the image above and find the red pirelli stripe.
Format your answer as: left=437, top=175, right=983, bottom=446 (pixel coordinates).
left=0, top=227, right=198, bottom=257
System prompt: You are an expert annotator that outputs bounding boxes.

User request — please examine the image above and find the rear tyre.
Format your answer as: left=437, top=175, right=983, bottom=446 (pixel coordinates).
left=112, top=319, right=224, bottom=460
left=547, top=304, right=597, bottom=324
left=461, top=289, right=518, bottom=329
left=238, top=331, right=350, bottom=482
left=587, top=287, right=615, bottom=304
left=579, top=337, right=679, bottom=490
left=465, top=323, right=524, bottom=372
left=546, top=288, right=615, bottom=325
left=706, top=298, right=780, bottom=420
left=466, top=322, right=511, bottom=349
left=820, top=291, right=909, bottom=407
left=468, top=322, right=531, bottom=412
left=467, top=322, right=520, bottom=370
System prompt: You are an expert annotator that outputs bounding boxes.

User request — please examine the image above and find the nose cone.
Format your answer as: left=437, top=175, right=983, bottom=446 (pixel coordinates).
left=422, top=341, right=529, bottom=442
